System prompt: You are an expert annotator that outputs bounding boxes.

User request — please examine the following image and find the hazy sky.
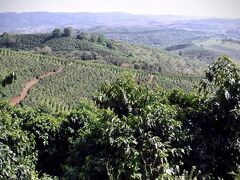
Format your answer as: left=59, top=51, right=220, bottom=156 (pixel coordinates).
left=1, top=0, right=240, bottom=18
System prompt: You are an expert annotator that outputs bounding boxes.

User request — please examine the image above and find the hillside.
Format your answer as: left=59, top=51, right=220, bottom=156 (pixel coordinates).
left=1, top=56, right=239, bottom=179
left=163, top=37, right=240, bottom=64
left=90, top=27, right=240, bottom=64
left=0, top=48, right=200, bottom=111
left=0, top=32, right=206, bottom=75
left=90, top=27, right=208, bottom=47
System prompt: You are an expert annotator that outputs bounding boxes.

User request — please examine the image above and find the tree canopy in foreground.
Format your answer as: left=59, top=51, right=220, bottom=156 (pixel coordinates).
left=0, top=56, right=239, bottom=179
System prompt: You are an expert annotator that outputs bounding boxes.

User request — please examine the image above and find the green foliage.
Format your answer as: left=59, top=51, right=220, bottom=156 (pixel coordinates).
left=89, top=34, right=98, bottom=43
left=97, top=34, right=106, bottom=45
left=93, top=27, right=204, bottom=47
left=1, top=72, right=17, bottom=87
left=51, top=29, right=61, bottom=38
left=63, top=27, right=73, bottom=37
left=65, top=76, right=188, bottom=179
left=106, top=41, right=116, bottom=50
left=14, top=108, right=63, bottom=176
left=0, top=102, right=36, bottom=179
left=0, top=31, right=206, bottom=75
left=1, top=50, right=239, bottom=179
left=173, top=56, right=240, bottom=179
left=77, top=32, right=91, bottom=40
left=0, top=48, right=198, bottom=111
left=61, top=73, right=212, bottom=179
left=0, top=33, right=50, bottom=50
left=0, top=48, right=63, bottom=98
left=165, top=43, right=194, bottom=51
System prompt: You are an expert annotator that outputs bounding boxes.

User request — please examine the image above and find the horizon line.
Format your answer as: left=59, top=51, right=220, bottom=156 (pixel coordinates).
left=0, top=11, right=240, bottom=20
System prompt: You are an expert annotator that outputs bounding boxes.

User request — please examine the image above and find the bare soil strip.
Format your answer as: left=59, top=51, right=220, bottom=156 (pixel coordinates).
left=9, top=67, right=63, bottom=106
left=148, top=74, right=154, bottom=83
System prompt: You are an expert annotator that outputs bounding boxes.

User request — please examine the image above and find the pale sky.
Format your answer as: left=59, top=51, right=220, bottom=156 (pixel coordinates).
left=1, top=0, right=240, bottom=18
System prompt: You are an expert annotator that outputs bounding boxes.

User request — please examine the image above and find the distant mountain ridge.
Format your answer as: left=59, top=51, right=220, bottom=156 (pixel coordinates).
left=0, top=12, right=188, bottom=33
left=0, top=12, right=240, bottom=33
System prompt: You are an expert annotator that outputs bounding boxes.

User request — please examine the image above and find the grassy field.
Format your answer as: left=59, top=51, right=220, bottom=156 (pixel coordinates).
left=165, top=37, right=240, bottom=64
left=194, top=37, right=240, bottom=62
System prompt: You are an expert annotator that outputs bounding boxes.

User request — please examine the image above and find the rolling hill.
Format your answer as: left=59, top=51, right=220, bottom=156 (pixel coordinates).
left=0, top=32, right=206, bottom=75
left=0, top=48, right=200, bottom=111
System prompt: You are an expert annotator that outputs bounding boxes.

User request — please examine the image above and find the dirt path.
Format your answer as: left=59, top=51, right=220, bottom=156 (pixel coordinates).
left=148, top=74, right=154, bottom=84
left=9, top=67, right=63, bottom=106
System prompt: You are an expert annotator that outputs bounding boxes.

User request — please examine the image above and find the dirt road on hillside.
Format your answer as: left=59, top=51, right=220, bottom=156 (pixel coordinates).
left=9, top=67, right=63, bottom=106
left=148, top=74, right=154, bottom=84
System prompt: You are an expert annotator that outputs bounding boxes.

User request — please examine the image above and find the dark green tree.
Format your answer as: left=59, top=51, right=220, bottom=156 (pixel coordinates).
left=77, top=32, right=90, bottom=40
left=173, top=56, right=240, bottom=179
left=64, top=75, right=189, bottom=179
left=1, top=72, right=16, bottom=87
left=52, top=28, right=61, bottom=38
left=63, top=27, right=73, bottom=37
left=97, top=35, right=106, bottom=44
left=90, top=34, right=98, bottom=43
left=0, top=102, right=37, bottom=179
left=106, top=41, right=115, bottom=49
